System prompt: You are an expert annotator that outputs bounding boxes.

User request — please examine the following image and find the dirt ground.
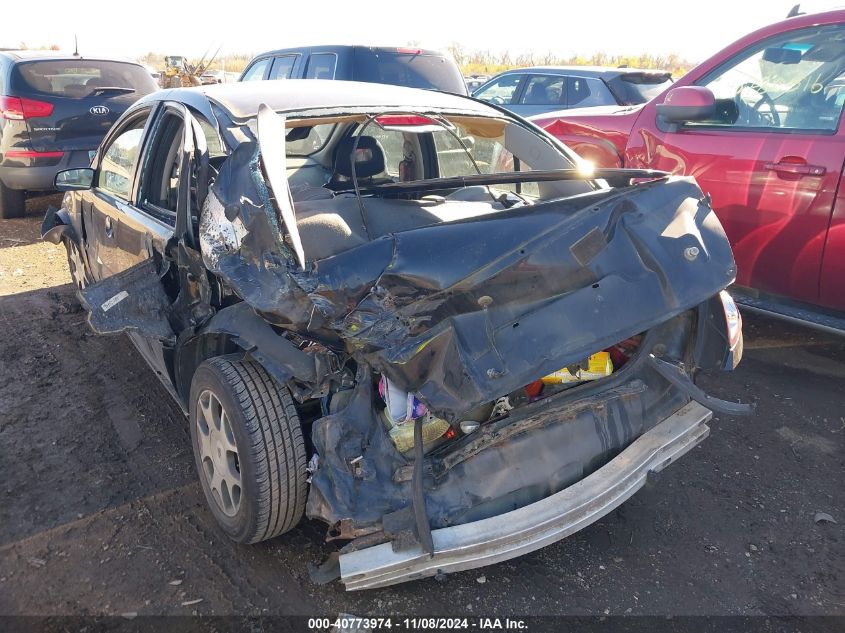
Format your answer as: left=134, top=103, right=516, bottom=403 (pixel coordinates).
left=0, top=198, right=843, bottom=619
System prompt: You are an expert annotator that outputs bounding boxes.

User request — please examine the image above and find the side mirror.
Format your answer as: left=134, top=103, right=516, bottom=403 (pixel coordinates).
left=55, top=168, right=95, bottom=191
left=656, top=86, right=716, bottom=124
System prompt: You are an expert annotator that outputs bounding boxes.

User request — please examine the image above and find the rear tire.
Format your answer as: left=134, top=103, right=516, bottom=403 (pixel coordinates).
left=189, top=357, right=308, bottom=543
left=0, top=180, right=25, bottom=219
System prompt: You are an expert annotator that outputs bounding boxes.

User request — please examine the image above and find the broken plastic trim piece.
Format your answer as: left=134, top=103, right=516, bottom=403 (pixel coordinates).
left=647, top=354, right=754, bottom=415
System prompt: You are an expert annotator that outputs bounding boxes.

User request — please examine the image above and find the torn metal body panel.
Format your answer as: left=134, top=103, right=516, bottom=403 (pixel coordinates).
left=44, top=80, right=751, bottom=590
left=79, top=258, right=176, bottom=343
left=203, top=158, right=734, bottom=422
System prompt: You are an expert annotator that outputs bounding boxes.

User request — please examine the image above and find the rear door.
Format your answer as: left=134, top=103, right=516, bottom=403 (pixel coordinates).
left=268, top=54, right=301, bottom=80
left=512, top=74, right=567, bottom=117
left=9, top=59, right=158, bottom=154
left=304, top=52, right=338, bottom=80
left=633, top=23, right=845, bottom=309
left=567, top=76, right=617, bottom=108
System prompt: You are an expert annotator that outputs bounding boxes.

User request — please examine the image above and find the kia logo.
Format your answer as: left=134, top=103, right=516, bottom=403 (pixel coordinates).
left=89, top=105, right=110, bottom=116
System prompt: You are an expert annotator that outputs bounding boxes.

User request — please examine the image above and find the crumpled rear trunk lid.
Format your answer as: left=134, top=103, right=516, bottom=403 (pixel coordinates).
left=202, top=157, right=734, bottom=420
left=312, top=177, right=734, bottom=418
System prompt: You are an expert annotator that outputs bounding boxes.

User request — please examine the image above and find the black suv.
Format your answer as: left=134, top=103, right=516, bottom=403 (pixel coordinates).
left=239, top=45, right=467, bottom=95
left=0, top=51, right=158, bottom=218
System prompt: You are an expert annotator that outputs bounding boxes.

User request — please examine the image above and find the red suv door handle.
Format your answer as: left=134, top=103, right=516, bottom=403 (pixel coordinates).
left=765, top=159, right=826, bottom=177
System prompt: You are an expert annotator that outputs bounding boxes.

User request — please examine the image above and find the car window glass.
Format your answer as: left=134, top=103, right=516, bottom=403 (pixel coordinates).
left=352, top=51, right=466, bottom=93
left=197, top=117, right=226, bottom=158
left=432, top=124, right=539, bottom=197
left=305, top=53, right=337, bottom=80
left=244, top=117, right=337, bottom=158
left=568, top=77, right=615, bottom=107
left=97, top=115, right=148, bottom=200
left=269, top=55, right=298, bottom=80
left=241, top=58, right=270, bottom=81
left=11, top=60, right=157, bottom=97
left=357, top=126, right=404, bottom=178
left=139, top=111, right=185, bottom=224
left=519, top=75, right=566, bottom=106
left=474, top=74, right=522, bottom=105
left=694, top=24, right=845, bottom=131
left=287, top=123, right=336, bottom=157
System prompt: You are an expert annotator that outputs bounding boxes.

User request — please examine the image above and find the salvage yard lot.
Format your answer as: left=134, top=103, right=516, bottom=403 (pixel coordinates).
left=0, top=197, right=843, bottom=617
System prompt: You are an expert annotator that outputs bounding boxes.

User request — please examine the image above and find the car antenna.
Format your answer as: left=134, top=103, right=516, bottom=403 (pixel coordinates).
left=786, top=4, right=803, bottom=18
left=73, top=35, right=79, bottom=57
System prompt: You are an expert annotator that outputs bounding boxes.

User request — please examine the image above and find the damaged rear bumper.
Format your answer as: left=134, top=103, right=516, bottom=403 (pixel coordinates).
left=339, top=401, right=711, bottom=590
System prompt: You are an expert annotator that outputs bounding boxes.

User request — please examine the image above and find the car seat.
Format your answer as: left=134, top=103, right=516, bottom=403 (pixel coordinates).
left=526, top=82, right=551, bottom=104
left=326, top=135, right=388, bottom=190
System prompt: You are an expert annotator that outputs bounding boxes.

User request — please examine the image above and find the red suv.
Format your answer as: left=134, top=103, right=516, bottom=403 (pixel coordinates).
left=534, top=9, right=845, bottom=326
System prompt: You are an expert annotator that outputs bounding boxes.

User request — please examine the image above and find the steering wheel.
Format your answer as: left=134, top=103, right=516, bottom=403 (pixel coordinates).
left=489, top=96, right=506, bottom=105
left=735, top=82, right=781, bottom=127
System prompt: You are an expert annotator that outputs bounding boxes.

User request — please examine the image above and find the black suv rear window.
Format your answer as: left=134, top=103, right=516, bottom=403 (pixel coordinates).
left=11, top=60, right=157, bottom=98
left=353, top=50, right=466, bottom=95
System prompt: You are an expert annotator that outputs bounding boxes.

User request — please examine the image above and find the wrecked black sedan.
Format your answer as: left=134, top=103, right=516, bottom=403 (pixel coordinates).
left=43, top=80, right=750, bottom=590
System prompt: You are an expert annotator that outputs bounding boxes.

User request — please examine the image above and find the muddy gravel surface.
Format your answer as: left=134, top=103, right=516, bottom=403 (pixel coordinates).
left=0, top=199, right=842, bottom=618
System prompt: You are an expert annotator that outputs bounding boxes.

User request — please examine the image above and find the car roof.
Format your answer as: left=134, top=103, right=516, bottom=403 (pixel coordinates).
left=250, top=45, right=449, bottom=59
left=0, top=50, right=141, bottom=64
left=150, top=79, right=499, bottom=121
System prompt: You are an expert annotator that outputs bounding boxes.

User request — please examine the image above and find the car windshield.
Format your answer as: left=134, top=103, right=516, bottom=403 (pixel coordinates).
left=11, top=60, right=158, bottom=98
left=695, top=23, right=845, bottom=131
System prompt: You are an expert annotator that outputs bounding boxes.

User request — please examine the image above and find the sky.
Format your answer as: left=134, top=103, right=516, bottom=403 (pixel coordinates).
left=1, top=1, right=840, bottom=64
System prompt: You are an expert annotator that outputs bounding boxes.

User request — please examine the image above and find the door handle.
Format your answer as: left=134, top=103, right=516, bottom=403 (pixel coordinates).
left=765, top=160, right=826, bottom=177
left=104, top=216, right=114, bottom=238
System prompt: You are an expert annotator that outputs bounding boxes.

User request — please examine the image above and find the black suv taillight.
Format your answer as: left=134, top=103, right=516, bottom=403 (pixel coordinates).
left=0, top=96, right=54, bottom=120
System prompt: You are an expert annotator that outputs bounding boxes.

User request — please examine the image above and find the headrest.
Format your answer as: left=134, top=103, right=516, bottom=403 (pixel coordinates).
left=333, top=135, right=386, bottom=179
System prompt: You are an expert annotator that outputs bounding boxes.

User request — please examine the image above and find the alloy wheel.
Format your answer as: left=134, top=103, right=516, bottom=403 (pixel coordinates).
left=195, top=389, right=242, bottom=517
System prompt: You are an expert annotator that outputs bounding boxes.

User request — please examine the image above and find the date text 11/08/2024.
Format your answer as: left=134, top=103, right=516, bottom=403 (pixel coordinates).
left=308, top=617, right=529, bottom=630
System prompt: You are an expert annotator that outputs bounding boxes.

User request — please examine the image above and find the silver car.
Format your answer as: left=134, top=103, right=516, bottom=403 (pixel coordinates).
left=472, top=66, right=673, bottom=117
